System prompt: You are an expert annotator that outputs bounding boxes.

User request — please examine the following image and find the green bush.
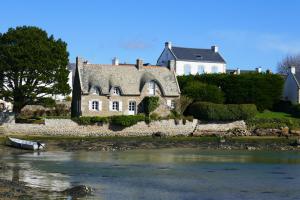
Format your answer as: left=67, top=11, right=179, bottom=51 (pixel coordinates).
left=178, top=73, right=284, bottom=111
left=188, top=102, right=257, bottom=121
left=143, top=96, right=159, bottom=115
left=37, top=97, right=56, bottom=108
left=182, top=81, right=224, bottom=103
left=291, top=104, right=300, bottom=118
left=150, top=112, right=159, bottom=120
left=111, top=114, right=145, bottom=127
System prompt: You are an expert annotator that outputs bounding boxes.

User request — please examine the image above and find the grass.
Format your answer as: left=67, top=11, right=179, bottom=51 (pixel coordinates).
left=246, top=111, right=300, bottom=130
left=254, top=111, right=296, bottom=120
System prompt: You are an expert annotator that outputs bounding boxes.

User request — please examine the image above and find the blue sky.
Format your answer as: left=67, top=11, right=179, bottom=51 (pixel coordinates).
left=1, top=0, right=300, bottom=72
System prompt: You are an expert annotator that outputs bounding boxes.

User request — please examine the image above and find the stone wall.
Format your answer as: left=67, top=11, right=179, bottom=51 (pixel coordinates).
left=4, top=119, right=198, bottom=137
left=193, top=121, right=248, bottom=136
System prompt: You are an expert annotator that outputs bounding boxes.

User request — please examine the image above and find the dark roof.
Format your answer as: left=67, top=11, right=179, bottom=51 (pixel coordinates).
left=170, top=46, right=226, bottom=63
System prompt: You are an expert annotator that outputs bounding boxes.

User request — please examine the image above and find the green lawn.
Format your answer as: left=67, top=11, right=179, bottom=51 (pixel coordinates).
left=254, top=111, right=295, bottom=119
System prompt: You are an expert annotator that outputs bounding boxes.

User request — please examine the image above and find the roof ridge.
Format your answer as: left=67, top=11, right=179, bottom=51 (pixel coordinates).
left=172, top=46, right=212, bottom=51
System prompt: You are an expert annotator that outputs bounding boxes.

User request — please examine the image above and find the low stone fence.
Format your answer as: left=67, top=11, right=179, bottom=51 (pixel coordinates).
left=193, top=121, right=249, bottom=136
left=4, top=119, right=198, bottom=137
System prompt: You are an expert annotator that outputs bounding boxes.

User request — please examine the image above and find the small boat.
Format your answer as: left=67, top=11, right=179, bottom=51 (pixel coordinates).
left=7, top=137, right=45, bottom=150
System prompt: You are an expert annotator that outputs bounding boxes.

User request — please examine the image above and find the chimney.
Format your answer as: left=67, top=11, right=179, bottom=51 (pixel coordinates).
left=165, top=41, right=172, bottom=49
left=168, top=60, right=175, bottom=71
left=236, top=68, right=241, bottom=75
left=266, top=69, right=272, bottom=74
left=256, top=67, right=262, bottom=73
left=211, top=45, right=218, bottom=53
left=112, top=57, right=119, bottom=65
left=136, top=58, right=143, bottom=70
left=290, top=66, right=296, bottom=74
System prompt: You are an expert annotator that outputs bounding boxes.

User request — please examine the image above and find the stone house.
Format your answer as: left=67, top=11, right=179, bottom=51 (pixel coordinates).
left=71, top=57, right=181, bottom=117
left=156, top=42, right=226, bottom=75
left=283, top=66, right=300, bottom=104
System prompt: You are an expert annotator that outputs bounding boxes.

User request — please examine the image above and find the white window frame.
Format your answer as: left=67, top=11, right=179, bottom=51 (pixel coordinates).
left=89, top=100, right=102, bottom=112
left=112, top=87, right=120, bottom=96
left=112, top=101, right=119, bottom=111
left=148, top=81, right=155, bottom=95
left=167, top=99, right=175, bottom=109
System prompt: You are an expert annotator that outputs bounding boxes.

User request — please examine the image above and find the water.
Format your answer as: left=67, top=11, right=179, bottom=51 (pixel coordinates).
left=1, top=148, right=300, bottom=200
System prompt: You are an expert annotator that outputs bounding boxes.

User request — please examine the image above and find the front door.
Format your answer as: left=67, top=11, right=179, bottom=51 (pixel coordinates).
left=128, top=101, right=136, bottom=115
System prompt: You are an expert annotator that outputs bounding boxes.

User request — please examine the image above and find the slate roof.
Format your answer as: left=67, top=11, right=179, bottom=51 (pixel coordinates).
left=170, top=46, right=226, bottom=63
left=77, top=61, right=180, bottom=97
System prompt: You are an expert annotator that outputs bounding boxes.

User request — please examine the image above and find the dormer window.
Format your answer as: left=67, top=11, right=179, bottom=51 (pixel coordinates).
left=148, top=81, right=155, bottom=95
left=112, top=87, right=120, bottom=96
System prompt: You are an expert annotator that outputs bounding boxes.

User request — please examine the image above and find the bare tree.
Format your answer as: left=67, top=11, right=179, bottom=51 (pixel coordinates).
left=277, top=54, right=300, bottom=74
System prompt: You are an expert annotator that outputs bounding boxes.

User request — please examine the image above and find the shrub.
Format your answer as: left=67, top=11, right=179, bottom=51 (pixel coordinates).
left=188, top=102, right=257, bottom=121
left=291, top=104, right=300, bottom=118
left=273, top=100, right=293, bottom=113
left=178, top=73, right=284, bottom=111
left=72, top=116, right=92, bottom=125
left=143, top=96, right=159, bottom=115
left=175, top=95, right=193, bottom=114
left=37, top=97, right=56, bottom=108
left=54, top=104, right=70, bottom=116
left=150, top=112, right=159, bottom=121
left=182, top=81, right=224, bottom=103
left=90, top=116, right=110, bottom=124
left=111, top=114, right=145, bottom=127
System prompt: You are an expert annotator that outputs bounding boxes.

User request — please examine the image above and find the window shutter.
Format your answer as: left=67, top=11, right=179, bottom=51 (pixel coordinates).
left=89, top=100, right=92, bottom=110
left=167, top=99, right=171, bottom=107
left=99, top=101, right=102, bottom=111
left=119, top=101, right=123, bottom=111
left=109, top=101, right=112, bottom=111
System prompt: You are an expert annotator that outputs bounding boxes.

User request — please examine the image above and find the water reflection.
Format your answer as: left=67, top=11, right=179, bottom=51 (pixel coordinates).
left=0, top=148, right=300, bottom=200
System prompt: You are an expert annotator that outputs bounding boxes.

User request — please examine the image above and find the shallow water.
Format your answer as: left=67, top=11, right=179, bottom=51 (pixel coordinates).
left=1, top=148, right=300, bottom=200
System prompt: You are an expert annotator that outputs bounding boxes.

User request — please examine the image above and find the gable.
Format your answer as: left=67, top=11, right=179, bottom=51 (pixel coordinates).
left=157, top=48, right=176, bottom=66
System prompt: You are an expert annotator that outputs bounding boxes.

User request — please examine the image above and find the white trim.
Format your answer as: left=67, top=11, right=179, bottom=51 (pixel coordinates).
left=89, top=99, right=101, bottom=112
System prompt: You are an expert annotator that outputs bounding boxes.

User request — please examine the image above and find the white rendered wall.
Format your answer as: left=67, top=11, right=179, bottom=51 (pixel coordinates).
left=175, top=60, right=226, bottom=76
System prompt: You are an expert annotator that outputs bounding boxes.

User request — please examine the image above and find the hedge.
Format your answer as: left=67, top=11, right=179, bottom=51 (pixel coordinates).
left=178, top=73, right=284, bottom=111
left=72, top=114, right=145, bottom=127
left=182, top=81, right=224, bottom=103
left=187, top=102, right=257, bottom=121
left=111, top=114, right=145, bottom=127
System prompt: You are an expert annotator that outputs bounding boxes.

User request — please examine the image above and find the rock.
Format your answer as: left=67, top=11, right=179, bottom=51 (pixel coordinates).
left=62, top=185, right=92, bottom=198
left=290, top=130, right=300, bottom=136
left=254, top=128, right=281, bottom=136
left=152, top=132, right=166, bottom=138
left=246, top=146, right=256, bottom=151
left=227, top=128, right=251, bottom=136
left=290, top=138, right=300, bottom=147
left=281, top=127, right=289, bottom=136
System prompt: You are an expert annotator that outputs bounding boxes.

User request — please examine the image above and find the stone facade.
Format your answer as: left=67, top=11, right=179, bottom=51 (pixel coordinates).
left=72, top=57, right=180, bottom=117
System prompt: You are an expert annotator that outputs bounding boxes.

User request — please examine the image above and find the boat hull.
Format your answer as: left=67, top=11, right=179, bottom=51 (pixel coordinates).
left=7, top=137, right=45, bottom=150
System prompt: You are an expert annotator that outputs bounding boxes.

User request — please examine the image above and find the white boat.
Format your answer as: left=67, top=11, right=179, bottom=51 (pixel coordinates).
left=7, top=137, right=45, bottom=150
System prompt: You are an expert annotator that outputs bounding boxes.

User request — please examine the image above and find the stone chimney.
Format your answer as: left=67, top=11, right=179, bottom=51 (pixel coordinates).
left=136, top=58, right=143, bottom=70
left=112, top=57, right=119, bottom=65
left=165, top=41, right=172, bottom=49
left=236, top=68, right=241, bottom=75
left=290, top=66, right=296, bottom=74
left=168, top=60, right=175, bottom=71
left=256, top=67, right=262, bottom=73
left=211, top=45, right=219, bottom=53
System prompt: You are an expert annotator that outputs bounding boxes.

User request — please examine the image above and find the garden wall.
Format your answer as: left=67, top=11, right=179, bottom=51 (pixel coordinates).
left=4, top=119, right=198, bottom=136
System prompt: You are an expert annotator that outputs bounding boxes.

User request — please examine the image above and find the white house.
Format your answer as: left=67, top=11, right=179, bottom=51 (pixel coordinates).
left=283, top=66, right=300, bottom=104
left=157, top=42, right=226, bottom=75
